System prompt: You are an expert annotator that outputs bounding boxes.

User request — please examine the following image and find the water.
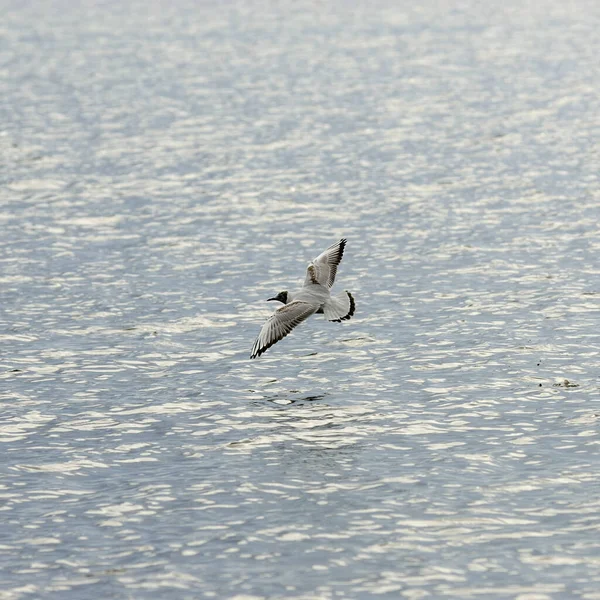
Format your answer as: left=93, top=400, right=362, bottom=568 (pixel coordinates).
left=2, top=0, right=600, bottom=598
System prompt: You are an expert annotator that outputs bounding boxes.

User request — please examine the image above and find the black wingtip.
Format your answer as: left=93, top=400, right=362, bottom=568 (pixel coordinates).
left=250, top=334, right=285, bottom=359
left=329, top=291, right=356, bottom=323
left=337, top=239, right=347, bottom=262
left=340, top=291, right=355, bottom=321
left=250, top=343, right=268, bottom=359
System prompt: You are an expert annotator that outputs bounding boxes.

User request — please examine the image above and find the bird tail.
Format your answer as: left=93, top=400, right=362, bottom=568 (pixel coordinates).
left=322, top=291, right=355, bottom=322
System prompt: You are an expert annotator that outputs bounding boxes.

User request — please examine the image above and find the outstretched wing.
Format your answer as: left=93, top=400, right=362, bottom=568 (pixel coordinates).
left=303, top=238, right=347, bottom=289
left=322, top=291, right=356, bottom=322
left=250, top=301, right=318, bottom=359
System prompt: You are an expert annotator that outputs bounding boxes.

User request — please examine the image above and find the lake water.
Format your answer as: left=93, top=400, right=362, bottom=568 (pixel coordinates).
left=2, top=0, right=600, bottom=598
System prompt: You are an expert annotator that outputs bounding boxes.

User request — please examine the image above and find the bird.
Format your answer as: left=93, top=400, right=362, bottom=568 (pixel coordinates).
left=250, top=239, right=355, bottom=359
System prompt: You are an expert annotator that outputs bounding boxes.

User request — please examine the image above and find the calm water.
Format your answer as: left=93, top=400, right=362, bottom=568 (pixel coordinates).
left=2, top=0, right=600, bottom=598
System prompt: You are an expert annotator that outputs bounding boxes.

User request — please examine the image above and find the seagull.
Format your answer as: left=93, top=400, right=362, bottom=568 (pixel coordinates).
left=250, top=239, right=355, bottom=359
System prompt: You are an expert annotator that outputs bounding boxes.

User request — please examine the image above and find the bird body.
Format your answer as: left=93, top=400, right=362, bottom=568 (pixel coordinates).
left=250, top=239, right=355, bottom=359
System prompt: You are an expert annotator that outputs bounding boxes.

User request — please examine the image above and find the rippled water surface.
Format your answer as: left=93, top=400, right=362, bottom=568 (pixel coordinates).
left=2, top=0, right=600, bottom=598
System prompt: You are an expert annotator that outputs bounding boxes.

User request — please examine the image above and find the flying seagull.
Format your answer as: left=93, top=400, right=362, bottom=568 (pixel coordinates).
left=250, top=239, right=355, bottom=359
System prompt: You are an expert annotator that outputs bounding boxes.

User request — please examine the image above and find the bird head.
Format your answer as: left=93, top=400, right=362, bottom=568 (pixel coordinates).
left=267, top=291, right=289, bottom=304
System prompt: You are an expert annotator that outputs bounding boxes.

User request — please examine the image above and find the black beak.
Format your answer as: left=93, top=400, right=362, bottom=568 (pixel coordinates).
left=267, top=297, right=277, bottom=302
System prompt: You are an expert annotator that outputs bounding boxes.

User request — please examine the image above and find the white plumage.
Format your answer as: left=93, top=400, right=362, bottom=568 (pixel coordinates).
left=250, top=239, right=355, bottom=359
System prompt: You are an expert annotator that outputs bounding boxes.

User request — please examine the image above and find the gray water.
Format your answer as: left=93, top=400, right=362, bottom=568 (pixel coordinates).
left=2, top=0, right=600, bottom=598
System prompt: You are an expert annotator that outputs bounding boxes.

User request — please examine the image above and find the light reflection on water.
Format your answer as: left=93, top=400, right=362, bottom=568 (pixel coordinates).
left=2, top=0, right=600, bottom=597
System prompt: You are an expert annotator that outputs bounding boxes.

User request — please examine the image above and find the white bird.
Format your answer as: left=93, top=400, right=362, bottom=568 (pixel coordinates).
left=250, top=239, right=355, bottom=359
